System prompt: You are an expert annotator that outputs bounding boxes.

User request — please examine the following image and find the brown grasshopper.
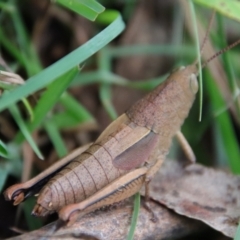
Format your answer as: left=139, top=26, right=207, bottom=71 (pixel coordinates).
left=4, top=14, right=240, bottom=224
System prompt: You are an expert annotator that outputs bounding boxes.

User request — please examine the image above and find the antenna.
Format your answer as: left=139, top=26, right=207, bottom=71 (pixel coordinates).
left=199, top=10, right=216, bottom=55
left=202, top=38, right=240, bottom=69
left=193, top=10, right=216, bottom=66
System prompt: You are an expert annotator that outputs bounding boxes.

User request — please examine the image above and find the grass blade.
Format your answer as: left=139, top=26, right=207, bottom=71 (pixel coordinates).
left=127, top=193, right=140, bottom=240
left=44, top=121, right=68, bottom=158
left=9, top=104, right=44, bottom=160
left=189, top=1, right=203, bottom=121
left=99, top=83, right=117, bottom=120
left=0, top=139, right=9, bottom=158
left=14, top=67, right=79, bottom=144
left=56, top=0, right=105, bottom=21
left=234, top=222, right=240, bottom=240
left=205, top=72, right=240, bottom=174
left=59, top=92, right=95, bottom=124
left=0, top=14, right=125, bottom=112
left=0, top=167, right=9, bottom=192
left=193, top=0, right=240, bottom=22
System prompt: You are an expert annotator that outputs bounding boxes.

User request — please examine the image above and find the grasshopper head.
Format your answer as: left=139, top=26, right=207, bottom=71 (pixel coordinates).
left=172, top=64, right=199, bottom=97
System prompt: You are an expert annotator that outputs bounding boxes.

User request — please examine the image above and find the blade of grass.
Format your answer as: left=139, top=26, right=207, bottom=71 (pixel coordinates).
left=71, top=70, right=128, bottom=87
left=234, top=222, right=240, bottom=240
left=0, top=14, right=125, bottom=112
left=44, top=121, right=68, bottom=158
left=0, top=139, right=9, bottom=158
left=78, top=0, right=105, bottom=12
left=127, top=193, right=140, bottom=240
left=0, top=27, right=27, bottom=68
left=0, top=2, right=15, bottom=12
left=128, top=75, right=167, bottom=91
left=107, top=44, right=195, bottom=58
left=98, top=48, right=117, bottom=120
left=193, top=0, right=240, bottom=22
left=51, top=112, right=88, bottom=129
left=29, top=68, right=78, bottom=131
left=10, top=1, right=29, bottom=55
left=56, top=0, right=105, bottom=21
left=205, top=71, right=240, bottom=174
left=14, top=67, right=79, bottom=144
left=21, top=98, right=34, bottom=122
left=0, top=167, right=8, bottom=191
left=99, top=83, right=117, bottom=120
left=96, top=10, right=119, bottom=24
left=189, top=1, right=203, bottom=121
left=0, top=154, right=21, bottom=191
left=10, top=0, right=41, bottom=76
left=122, top=0, right=138, bottom=21
left=71, top=69, right=166, bottom=91
left=59, top=92, right=95, bottom=124
left=9, top=104, right=44, bottom=160
left=216, top=13, right=240, bottom=119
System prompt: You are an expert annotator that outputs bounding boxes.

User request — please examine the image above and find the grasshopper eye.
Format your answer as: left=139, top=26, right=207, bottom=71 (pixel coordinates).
left=189, top=74, right=198, bottom=94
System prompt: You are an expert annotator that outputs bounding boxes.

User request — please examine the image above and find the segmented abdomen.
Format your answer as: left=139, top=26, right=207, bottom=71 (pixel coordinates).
left=36, top=136, right=129, bottom=213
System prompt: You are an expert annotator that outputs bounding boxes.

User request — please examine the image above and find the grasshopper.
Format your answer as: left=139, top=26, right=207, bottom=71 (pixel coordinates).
left=4, top=12, right=240, bottom=224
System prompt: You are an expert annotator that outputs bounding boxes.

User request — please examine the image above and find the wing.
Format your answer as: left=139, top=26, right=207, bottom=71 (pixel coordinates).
left=96, top=113, right=159, bottom=170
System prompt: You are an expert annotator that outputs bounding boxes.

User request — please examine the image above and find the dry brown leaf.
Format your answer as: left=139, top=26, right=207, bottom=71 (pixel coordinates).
left=149, top=160, right=240, bottom=238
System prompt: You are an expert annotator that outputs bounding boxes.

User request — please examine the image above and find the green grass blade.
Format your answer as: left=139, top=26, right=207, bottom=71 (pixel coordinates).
left=234, top=222, right=240, bottom=240
left=0, top=27, right=27, bottom=68
left=189, top=1, right=203, bottom=121
left=10, top=1, right=29, bottom=55
left=23, top=198, right=43, bottom=230
left=99, top=83, right=117, bottom=120
left=56, top=0, right=105, bottom=21
left=9, top=104, right=44, bottom=160
left=127, top=193, right=140, bottom=240
left=128, top=75, right=167, bottom=91
left=0, top=154, right=22, bottom=191
left=71, top=71, right=101, bottom=86
left=21, top=98, right=34, bottom=122
left=0, top=139, right=9, bottom=158
left=71, top=69, right=166, bottom=91
left=193, top=0, right=240, bottom=22
left=98, top=48, right=117, bottom=120
left=71, top=70, right=128, bottom=87
left=78, top=0, right=105, bottom=12
left=10, top=0, right=40, bottom=76
left=44, top=121, right=68, bottom=158
left=0, top=167, right=8, bottom=192
left=96, top=10, right=120, bottom=24
left=0, top=2, right=15, bottom=12
left=14, top=67, right=79, bottom=143
left=30, top=67, right=78, bottom=131
left=206, top=72, right=240, bottom=174
left=216, top=13, right=240, bottom=119
left=106, top=45, right=195, bottom=58
left=0, top=14, right=125, bottom=112
left=51, top=112, right=86, bottom=129
left=59, top=92, right=95, bottom=123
